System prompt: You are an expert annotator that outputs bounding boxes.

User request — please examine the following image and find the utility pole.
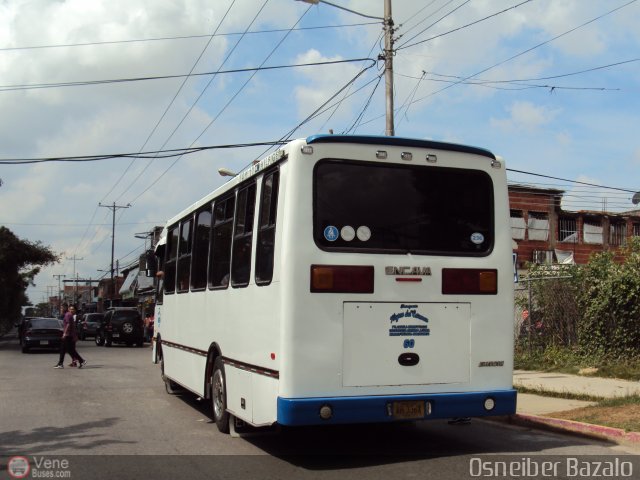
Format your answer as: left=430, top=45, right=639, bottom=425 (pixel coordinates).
left=67, top=255, right=83, bottom=304
left=298, top=0, right=395, bottom=135
left=99, top=202, right=131, bottom=307
left=383, top=0, right=394, bottom=136
left=47, top=285, right=56, bottom=315
left=53, top=274, right=66, bottom=312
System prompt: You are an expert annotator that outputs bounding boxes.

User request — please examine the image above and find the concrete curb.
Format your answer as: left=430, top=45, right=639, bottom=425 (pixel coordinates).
left=508, top=413, right=640, bottom=445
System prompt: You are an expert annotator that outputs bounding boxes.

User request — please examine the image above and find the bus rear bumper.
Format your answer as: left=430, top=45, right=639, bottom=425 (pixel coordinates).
left=277, top=389, right=517, bottom=426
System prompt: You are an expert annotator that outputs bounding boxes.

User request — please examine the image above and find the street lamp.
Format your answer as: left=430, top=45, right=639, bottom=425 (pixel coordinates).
left=296, top=0, right=395, bottom=135
left=218, top=168, right=238, bottom=177
left=296, top=0, right=383, bottom=20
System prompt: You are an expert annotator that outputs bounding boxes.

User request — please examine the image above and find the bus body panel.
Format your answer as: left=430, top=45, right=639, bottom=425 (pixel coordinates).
left=277, top=139, right=514, bottom=405
left=155, top=136, right=515, bottom=428
left=342, top=302, right=471, bottom=387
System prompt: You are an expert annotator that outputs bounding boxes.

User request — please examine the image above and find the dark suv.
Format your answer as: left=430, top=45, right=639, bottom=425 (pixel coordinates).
left=79, top=312, right=103, bottom=340
left=95, top=308, right=144, bottom=347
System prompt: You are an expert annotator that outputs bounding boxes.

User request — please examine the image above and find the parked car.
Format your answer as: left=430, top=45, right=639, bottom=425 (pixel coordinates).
left=21, top=317, right=63, bottom=353
left=15, top=316, right=33, bottom=345
left=95, top=308, right=144, bottom=347
left=79, top=312, right=103, bottom=340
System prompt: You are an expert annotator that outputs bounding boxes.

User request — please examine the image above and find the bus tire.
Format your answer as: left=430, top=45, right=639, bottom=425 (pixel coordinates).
left=212, top=357, right=230, bottom=433
left=161, top=358, right=180, bottom=394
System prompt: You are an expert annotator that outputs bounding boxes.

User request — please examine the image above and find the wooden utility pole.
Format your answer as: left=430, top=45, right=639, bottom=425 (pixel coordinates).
left=383, top=0, right=394, bottom=136
left=99, top=202, right=131, bottom=307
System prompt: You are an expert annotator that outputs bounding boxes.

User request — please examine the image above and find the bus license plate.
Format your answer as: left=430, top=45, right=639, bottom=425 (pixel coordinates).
left=112, top=333, right=119, bottom=338
left=392, top=401, right=425, bottom=419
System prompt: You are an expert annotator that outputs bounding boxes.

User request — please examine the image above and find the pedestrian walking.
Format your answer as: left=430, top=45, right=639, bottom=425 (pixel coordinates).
left=54, top=305, right=87, bottom=369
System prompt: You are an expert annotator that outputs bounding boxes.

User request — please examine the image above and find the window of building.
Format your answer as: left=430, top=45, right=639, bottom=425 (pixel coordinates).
left=633, top=223, right=640, bottom=237
left=528, top=211, right=549, bottom=241
left=191, top=205, right=212, bottom=290
left=510, top=209, right=525, bottom=240
left=209, top=195, right=235, bottom=289
left=610, top=221, right=627, bottom=246
left=231, top=182, right=257, bottom=288
left=558, top=216, right=578, bottom=243
left=583, top=219, right=603, bottom=245
left=256, top=169, right=279, bottom=286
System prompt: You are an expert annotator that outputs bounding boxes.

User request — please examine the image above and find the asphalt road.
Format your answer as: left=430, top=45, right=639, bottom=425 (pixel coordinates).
left=0, top=332, right=638, bottom=480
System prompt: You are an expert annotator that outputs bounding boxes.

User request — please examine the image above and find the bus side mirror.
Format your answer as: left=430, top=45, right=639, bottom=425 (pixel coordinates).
left=142, top=250, right=157, bottom=278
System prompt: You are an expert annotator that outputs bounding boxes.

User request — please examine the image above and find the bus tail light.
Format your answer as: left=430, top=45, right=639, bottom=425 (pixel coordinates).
left=442, top=268, right=497, bottom=295
left=310, top=265, right=374, bottom=293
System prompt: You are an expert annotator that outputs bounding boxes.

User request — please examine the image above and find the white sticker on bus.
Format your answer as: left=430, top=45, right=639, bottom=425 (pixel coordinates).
left=470, top=232, right=484, bottom=244
left=357, top=226, right=371, bottom=242
left=341, top=226, right=355, bottom=241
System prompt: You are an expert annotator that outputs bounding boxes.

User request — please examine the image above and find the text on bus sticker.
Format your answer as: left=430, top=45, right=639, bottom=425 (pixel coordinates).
left=388, top=305, right=430, bottom=337
left=236, top=149, right=285, bottom=182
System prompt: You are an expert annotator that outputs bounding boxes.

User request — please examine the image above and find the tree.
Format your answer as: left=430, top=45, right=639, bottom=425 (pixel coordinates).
left=0, top=226, right=58, bottom=333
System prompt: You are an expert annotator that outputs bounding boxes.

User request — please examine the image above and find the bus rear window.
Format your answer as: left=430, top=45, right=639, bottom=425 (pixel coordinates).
left=313, top=160, right=494, bottom=255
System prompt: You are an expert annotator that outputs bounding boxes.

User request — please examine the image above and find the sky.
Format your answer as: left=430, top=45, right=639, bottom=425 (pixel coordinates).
left=0, top=0, right=639, bottom=305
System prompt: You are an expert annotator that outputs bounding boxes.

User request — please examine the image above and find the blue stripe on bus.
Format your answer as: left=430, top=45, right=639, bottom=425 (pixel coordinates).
left=305, top=134, right=496, bottom=160
left=277, top=390, right=516, bottom=426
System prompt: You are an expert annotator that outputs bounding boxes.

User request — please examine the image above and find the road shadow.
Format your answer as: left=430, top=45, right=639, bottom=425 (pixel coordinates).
left=0, top=418, right=136, bottom=455
left=166, top=387, right=614, bottom=469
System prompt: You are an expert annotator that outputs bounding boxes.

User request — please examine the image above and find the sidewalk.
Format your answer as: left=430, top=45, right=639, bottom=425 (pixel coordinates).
left=510, top=369, right=640, bottom=446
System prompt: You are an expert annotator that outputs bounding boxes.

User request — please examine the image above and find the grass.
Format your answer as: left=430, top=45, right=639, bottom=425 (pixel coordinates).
left=515, top=348, right=640, bottom=432
left=517, top=386, right=640, bottom=432
left=547, top=395, right=640, bottom=433
left=514, top=347, right=640, bottom=381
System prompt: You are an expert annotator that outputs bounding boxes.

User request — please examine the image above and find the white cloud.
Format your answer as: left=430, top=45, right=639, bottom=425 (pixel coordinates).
left=293, top=49, right=361, bottom=122
left=0, top=0, right=636, bottom=303
left=491, top=101, right=561, bottom=132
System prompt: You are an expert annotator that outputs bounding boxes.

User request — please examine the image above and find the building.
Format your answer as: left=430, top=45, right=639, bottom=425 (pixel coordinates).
left=509, top=184, right=640, bottom=267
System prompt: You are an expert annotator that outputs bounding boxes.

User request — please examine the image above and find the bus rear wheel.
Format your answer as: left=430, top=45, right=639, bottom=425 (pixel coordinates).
left=212, top=357, right=230, bottom=433
left=161, top=358, right=179, bottom=394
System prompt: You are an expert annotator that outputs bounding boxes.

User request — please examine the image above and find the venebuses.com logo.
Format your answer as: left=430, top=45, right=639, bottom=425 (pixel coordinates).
left=6, top=456, right=71, bottom=479
left=7, top=457, right=30, bottom=479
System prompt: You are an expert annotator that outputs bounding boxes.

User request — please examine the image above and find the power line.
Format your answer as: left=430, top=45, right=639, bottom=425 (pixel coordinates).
left=0, top=142, right=284, bottom=165
left=125, top=4, right=318, bottom=206
left=361, top=0, right=638, bottom=129
left=396, top=0, right=474, bottom=50
left=394, top=70, right=621, bottom=92
left=105, top=0, right=241, bottom=201
left=0, top=22, right=379, bottom=53
left=114, top=0, right=270, bottom=204
left=404, top=0, right=638, bottom=106
left=396, top=0, right=441, bottom=36
left=395, top=58, right=640, bottom=89
left=396, top=0, right=534, bottom=50
left=0, top=58, right=375, bottom=93
left=318, top=29, right=384, bottom=134
left=507, top=168, right=637, bottom=193
left=1, top=221, right=163, bottom=227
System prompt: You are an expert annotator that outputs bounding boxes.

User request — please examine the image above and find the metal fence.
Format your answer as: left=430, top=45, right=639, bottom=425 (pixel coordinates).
left=514, top=275, right=580, bottom=351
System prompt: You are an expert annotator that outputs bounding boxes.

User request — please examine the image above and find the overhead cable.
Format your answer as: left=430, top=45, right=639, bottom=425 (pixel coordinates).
left=0, top=22, right=379, bottom=53
left=0, top=58, right=375, bottom=93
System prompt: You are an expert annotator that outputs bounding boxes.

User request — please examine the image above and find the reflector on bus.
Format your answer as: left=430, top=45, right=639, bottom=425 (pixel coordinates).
left=441, top=268, right=497, bottom=295
left=310, top=265, right=374, bottom=293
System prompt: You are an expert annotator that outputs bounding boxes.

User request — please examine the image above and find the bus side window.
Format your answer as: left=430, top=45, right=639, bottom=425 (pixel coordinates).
left=256, top=170, right=279, bottom=285
left=231, top=182, right=256, bottom=288
left=191, top=205, right=212, bottom=290
left=176, top=217, right=193, bottom=293
left=164, top=225, right=179, bottom=294
left=209, top=195, right=235, bottom=289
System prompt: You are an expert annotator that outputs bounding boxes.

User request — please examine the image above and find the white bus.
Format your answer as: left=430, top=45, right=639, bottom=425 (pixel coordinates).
left=151, top=134, right=516, bottom=433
